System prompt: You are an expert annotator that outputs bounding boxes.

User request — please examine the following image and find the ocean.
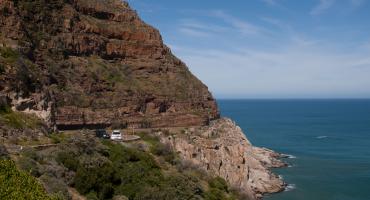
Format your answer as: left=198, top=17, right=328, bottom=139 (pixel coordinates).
left=218, top=99, right=370, bottom=200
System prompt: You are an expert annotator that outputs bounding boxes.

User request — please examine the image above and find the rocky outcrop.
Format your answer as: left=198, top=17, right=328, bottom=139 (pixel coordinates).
left=0, top=0, right=219, bottom=130
left=159, top=118, right=287, bottom=199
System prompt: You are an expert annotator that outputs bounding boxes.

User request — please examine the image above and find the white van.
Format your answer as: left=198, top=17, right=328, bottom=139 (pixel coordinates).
left=110, top=130, right=122, bottom=140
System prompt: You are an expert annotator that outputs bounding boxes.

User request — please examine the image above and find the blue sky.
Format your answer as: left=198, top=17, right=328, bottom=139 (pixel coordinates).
left=127, top=0, right=370, bottom=98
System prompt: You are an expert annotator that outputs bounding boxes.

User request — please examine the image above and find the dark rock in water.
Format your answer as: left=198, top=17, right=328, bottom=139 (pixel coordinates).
left=0, top=0, right=219, bottom=130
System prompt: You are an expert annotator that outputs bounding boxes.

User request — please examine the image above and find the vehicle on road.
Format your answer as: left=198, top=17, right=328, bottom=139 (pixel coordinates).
left=110, top=130, right=122, bottom=140
left=95, top=129, right=110, bottom=139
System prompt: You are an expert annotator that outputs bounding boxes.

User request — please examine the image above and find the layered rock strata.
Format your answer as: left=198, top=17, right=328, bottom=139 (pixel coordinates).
left=159, top=118, right=287, bottom=199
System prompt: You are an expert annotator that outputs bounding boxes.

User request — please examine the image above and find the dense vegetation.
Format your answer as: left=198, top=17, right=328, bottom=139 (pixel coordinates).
left=0, top=109, right=43, bottom=129
left=0, top=159, right=52, bottom=200
left=14, top=133, right=244, bottom=200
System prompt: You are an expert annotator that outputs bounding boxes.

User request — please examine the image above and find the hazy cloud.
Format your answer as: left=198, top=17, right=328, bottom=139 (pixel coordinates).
left=177, top=19, right=228, bottom=37
left=210, top=10, right=262, bottom=36
left=349, top=0, right=365, bottom=7
left=261, top=0, right=279, bottom=6
left=310, top=0, right=336, bottom=15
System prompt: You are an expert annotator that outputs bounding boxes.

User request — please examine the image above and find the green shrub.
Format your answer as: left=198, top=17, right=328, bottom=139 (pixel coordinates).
left=17, top=156, right=40, bottom=177
left=74, top=161, right=115, bottom=198
left=39, top=174, right=70, bottom=200
left=0, top=159, right=52, bottom=200
left=49, top=133, right=71, bottom=144
left=204, top=188, right=228, bottom=200
left=85, top=191, right=99, bottom=200
left=0, top=112, right=24, bottom=129
left=0, top=111, right=43, bottom=129
left=56, top=151, right=79, bottom=171
left=0, top=47, right=19, bottom=63
left=203, top=177, right=237, bottom=200
left=208, top=177, right=229, bottom=192
left=103, top=141, right=162, bottom=198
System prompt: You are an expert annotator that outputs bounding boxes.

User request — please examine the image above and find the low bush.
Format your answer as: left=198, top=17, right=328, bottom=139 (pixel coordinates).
left=0, top=159, right=52, bottom=200
left=56, top=151, right=79, bottom=171
left=0, top=47, right=19, bottom=63
left=17, top=156, right=40, bottom=177
left=74, top=161, right=115, bottom=199
left=208, top=177, right=229, bottom=192
left=39, top=174, right=70, bottom=199
left=203, top=177, right=238, bottom=200
left=0, top=110, right=43, bottom=129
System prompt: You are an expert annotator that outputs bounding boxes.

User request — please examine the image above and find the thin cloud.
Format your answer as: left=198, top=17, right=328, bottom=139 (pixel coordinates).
left=177, top=19, right=228, bottom=37
left=181, top=19, right=227, bottom=33
left=178, top=10, right=266, bottom=37
left=349, top=0, right=365, bottom=7
left=178, top=27, right=211, bottom=37
left=261, top=0, right=279, bottom=6
left=310, top=0, right=336, bottom=15
left=210, top=10, right=262, bottom=36
left=261, top=17, right=293, bottom=33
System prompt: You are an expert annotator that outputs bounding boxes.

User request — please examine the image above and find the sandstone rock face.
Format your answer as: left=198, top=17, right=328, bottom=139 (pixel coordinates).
left=0, top=0, right=219, bottom=129
left=160, top=118, right=286, bottom=199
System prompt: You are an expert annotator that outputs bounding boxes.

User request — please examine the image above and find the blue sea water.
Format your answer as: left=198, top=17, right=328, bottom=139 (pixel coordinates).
left=218, top=99, right=370, bottom=200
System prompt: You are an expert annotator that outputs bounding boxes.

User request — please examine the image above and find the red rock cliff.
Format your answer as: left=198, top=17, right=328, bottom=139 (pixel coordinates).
left=0, top=0, right=219, bottom=129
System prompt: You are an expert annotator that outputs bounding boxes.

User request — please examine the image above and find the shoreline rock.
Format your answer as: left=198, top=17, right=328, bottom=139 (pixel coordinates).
left=159, top=118, right=287, bottom=199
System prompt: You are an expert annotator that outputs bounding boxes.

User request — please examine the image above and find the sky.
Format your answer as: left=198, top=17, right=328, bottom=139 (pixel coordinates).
left=127, top=0, right=370, bottom=99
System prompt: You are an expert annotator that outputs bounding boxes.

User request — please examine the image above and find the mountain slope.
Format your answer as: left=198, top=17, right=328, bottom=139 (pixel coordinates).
left=0, top=0, right=219, bottom=130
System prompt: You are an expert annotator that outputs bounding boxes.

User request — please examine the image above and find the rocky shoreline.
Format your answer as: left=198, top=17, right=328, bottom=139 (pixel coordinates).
left=159, top=118, right=288, bottom=199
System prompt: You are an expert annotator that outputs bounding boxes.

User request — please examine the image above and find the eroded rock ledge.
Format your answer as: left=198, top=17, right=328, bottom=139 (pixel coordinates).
left=160, top=118, right=287, bottom=199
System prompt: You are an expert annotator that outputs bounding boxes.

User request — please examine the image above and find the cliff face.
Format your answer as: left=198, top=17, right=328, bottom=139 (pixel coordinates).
left=159, top=118, right=286, bottom=199
left=0, top=0, right=219, bottom=129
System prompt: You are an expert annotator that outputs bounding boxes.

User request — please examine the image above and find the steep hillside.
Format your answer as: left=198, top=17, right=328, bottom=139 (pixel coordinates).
left=0, top=0, right=219, bottom=130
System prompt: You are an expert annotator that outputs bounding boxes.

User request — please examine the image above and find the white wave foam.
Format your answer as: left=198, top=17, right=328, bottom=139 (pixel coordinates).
left=285, top=184, right=296, bottom=192
left=316, top=135, right=328, bottom=139
left=282, top=154, right=297, bottom=159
